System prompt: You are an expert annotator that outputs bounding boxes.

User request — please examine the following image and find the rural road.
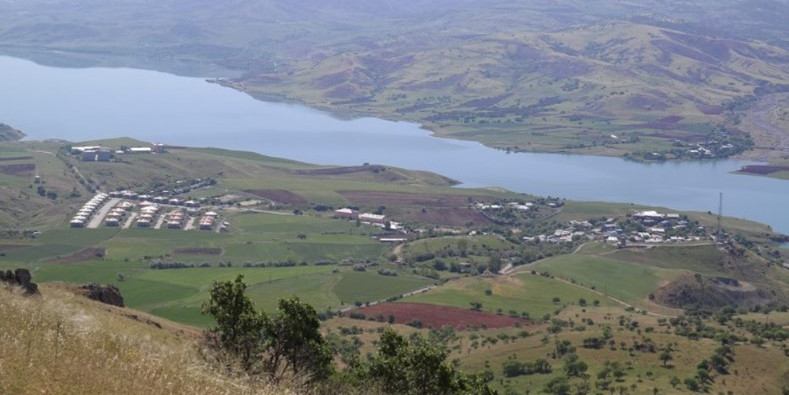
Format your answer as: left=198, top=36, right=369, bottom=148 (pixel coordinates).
left=122, top=212, right=137, bottom=229
left=154, top=214, right=166, bottom=230
left=340, top=285, right=436, bottom=313
left=86, top=198, right=121, bottom=229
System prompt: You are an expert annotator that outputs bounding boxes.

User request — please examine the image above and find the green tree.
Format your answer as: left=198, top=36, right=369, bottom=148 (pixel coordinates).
left=533, top=358, right=552, bottom=374
left=203, top=276, right=332, bottom=382
left=202, top=275, right=264, bottom=370
left=544, top=375, right=571, bottom=395
left=361, top=328, right=494, bottom=394
left=502, top=360, right=523, bottom=377
left=264, top=297, right=333, bottom=382
left=684, top=377, right=700, bottom=391
left=695, top=368, right=711, bottom=384
left=659, top=350, right=673, bottom=367
left=709, top=354, right=728, bottom=373
left=564, top=360, right=588, bottom=377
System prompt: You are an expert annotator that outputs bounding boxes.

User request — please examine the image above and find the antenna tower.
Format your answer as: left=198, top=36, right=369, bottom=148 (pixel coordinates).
left=717, top=192, right=723, bottom=236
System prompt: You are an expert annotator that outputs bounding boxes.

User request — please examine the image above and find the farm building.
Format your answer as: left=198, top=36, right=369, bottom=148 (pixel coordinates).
left=334, top=208, right=358, bottom=219
left=71, top=146, right=102, bottom=154
left=358, top=213, right=386, bottom=225
left=81, top=149, right=113, bottom=162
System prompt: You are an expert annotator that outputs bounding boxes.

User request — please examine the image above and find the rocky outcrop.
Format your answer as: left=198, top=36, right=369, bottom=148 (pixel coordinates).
left=654, top=273, right=770, bottom=310
left=0, top=268, right=39, bottom=295
left=80, top=283, right=125, bottom=307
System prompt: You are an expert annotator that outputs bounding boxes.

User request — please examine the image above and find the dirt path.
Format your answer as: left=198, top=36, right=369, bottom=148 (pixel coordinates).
left=86, top=198, right=121, bottom=229
left=502, top=244, right=680, bottom=317
left=340, top=285, right=436, bottom=313
left=122, top=213, right=137, bottom=229
left=548, top=275, right=675, bottom=318
left=183, top=217, right=196, bottom=231
left=154, top=215, right=166, bottom=230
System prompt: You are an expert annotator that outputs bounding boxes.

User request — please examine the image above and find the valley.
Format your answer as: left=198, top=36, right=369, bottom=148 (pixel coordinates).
left=1, top=137, right=787, bottom=393
left=0, top=1, right=787, bottom=393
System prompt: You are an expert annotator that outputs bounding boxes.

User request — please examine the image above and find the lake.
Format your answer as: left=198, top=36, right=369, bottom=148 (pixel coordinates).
left=0, top=55, right=787, bottom=234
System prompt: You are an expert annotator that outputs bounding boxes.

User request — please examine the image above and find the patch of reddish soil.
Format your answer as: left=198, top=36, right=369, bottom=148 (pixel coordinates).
left=637, top=115, right=684, bottom=130
left=294, top=165, right=385, bottom=176
left=0, top=163, right=35, bottom=177
left=46, top=247, right=105, bottom=264
left=408, top=208, right=491, bottom=227
left=339, top=191, right=488, bottom=208
left=173, top=247, right=223, bottom=255
left=696, top=103, right=724, bottom=115
left=0, top=244, right=26, bottom=251
left=244, top=189, right=307, bottom=204
left=355, top=303, right=530, bottom=329
left=737, top=165, right=789, bottom=175
left=644, top=131, right=707, bottom=143
left=295, top=165, right=409, bottom=183
left=339, top=191, right=494, bottom=226
left=0, top=156, right=33, bottom=162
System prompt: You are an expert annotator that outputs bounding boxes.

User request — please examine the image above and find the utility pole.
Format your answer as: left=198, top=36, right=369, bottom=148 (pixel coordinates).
left=717, top=192, right=723, bottom=237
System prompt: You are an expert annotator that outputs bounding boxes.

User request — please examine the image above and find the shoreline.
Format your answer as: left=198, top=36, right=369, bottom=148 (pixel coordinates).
left=2, top=55, right=786, bottom=234
left=215, top=79, right=784, bottom=177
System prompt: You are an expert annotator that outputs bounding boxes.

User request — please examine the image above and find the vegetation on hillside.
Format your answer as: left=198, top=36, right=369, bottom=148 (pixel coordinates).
left=203, top=275, right=494, bottom=394
left=0, top=139, right=786, bottom=393
left=0, top=283, right=279, bottom=394
left=0, top=1, right=786, bottom=161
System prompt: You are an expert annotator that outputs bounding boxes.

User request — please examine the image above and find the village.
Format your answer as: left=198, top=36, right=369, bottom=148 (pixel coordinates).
left=524, top=209, right=709, bottom=247
left=70, top=191, right=228, bottom=232
left=62, top=139, right=715, bottom=249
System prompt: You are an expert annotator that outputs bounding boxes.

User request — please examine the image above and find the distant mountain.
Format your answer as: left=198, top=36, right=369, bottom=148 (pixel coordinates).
left=235, top=21, right=788, bottom=157
left=0, top=0, right=786, bottom=158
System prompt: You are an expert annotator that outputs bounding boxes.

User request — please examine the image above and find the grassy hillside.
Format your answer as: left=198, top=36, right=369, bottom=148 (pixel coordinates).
left=4, top=271, right=786, bottom=395
left=0, top=138, right=786, bottom=393
left=236, top=21, right=787, bottom=161
left=1, top=138, right=785, bottom=328
left=0, top=1, right=786, bottom=161
left=0, top=283, right=282, bottom=394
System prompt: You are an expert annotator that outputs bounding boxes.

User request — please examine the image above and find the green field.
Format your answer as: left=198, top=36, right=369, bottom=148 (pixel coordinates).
left=406, top=273, right=617, bottom=318
left=530, top=254, right=678, bottom=308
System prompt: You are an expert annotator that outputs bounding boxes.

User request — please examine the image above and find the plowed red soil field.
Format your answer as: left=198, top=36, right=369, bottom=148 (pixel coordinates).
left=356, top=302, right=530, bottom=329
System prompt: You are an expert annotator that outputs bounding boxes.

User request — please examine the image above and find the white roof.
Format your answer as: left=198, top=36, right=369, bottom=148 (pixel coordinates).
left=635, top=210, right=664, bottom=218
left=359, top=213, right=386, bottom=220
left=72, top=146, right=102, bottom=152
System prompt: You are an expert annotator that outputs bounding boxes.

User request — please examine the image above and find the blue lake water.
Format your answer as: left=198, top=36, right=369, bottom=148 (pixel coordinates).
left=0, top=55, right=787, bottom=234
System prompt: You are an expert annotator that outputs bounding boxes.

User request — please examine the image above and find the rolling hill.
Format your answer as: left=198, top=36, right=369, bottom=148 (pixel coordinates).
left=0, top=1, right=786, bottom=160
left=234, top=21, right=788, bottom=160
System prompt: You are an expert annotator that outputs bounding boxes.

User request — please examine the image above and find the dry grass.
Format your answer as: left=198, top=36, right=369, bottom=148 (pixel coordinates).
left=0, top=284, right=288, bottom=395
